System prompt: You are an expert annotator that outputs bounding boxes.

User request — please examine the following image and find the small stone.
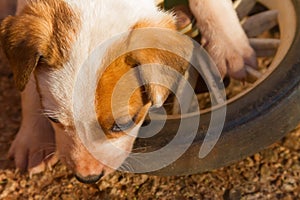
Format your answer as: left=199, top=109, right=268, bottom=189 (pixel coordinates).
left=223, top=188, right=242, bottom=200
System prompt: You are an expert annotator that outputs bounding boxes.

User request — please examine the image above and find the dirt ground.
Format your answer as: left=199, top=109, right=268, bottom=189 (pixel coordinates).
left=1, top=1, right=300, bottom=199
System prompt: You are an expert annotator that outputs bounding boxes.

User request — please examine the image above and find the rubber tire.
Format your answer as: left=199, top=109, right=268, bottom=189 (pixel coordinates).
left=132, top=0, right=300, bottom=176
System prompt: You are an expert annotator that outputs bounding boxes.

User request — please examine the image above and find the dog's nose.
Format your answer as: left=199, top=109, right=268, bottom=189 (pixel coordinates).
left=75, top=172, right=104, bottom=184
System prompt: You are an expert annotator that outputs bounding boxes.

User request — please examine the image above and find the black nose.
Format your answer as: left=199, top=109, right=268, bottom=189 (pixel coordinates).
left=75, top=172, right=104, bottom=184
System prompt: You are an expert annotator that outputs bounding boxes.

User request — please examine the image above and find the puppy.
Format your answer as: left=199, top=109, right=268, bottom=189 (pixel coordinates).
left=1, top=0, right=256, bottom=183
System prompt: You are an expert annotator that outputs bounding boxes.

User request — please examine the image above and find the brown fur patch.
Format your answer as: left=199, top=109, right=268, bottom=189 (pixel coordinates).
left=95, top=53, right=146, bottom=139
left=131, top=15, right=177, bottom=30
left=0, top=0, right=80, bottom=91
left=95, top=17, right=192, bottom=138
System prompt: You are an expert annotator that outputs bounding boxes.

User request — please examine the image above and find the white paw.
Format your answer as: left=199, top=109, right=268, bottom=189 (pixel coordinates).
left=8, top=117, right=57, bottom=174
left=188, top=0, right=258, bottom=80
left=202, top=35, right=257, bottom=80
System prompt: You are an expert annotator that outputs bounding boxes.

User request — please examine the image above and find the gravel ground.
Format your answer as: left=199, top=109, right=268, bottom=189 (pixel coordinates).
left=1, top=1, right=300, bottom=199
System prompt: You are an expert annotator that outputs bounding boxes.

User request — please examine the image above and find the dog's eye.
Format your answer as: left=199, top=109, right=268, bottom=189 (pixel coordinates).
left=48, top=117, right=60, bottom=124
left=111, top=116, right=136, bottom=132
left=112, top=120, right=135, bottom=132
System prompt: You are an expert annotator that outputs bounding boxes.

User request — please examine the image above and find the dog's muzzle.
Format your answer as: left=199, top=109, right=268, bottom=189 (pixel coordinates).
left=75, top=172, right=104, bottom=184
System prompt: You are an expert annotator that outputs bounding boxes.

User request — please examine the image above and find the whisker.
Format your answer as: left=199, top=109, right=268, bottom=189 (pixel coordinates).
left=119, top=160, right=134, bottom=172
left=125, top=154, right=149, bottom=170
left=131, top=146, right=151, bottom=152
left=44, top=152, right=56, bottom=161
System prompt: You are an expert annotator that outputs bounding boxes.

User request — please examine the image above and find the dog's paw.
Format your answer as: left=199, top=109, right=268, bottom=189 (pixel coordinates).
left=29, top=154, right=58, bottom=176
left=188, top=0, right=258, bottom=80
left=202, top=35, right=257, bottom=80
left=8, top=118, right=57, bottom=174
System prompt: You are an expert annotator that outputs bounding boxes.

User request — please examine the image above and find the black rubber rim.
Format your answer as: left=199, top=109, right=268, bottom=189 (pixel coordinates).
left=132, top=0, right=300, bottom=176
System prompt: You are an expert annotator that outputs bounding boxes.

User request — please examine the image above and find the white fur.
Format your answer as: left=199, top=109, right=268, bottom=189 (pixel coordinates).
left=33, top=0, right=175, bottom=177
left=38, top=0, right=172, bottom=122
left=189, top=0, right=256, bottom=78
left=10, top=0, right=256, bottom=180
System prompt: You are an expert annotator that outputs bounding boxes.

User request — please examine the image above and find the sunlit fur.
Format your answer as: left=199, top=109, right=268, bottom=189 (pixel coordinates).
left=1, top=0, right=256, bottom=180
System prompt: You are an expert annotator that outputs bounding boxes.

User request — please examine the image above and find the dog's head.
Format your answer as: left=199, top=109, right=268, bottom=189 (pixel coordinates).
left=0, top=0, right=192, bottom=182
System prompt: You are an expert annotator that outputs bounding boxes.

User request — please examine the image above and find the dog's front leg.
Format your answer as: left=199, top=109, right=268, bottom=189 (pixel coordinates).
left=189, top=0, right=257, bottom=79
left=8, top=75, right=58, bottom=174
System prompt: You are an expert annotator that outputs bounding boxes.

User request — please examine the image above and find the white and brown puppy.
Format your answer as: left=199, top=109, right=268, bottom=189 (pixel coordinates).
left=0, top=0, right=256, bottom=183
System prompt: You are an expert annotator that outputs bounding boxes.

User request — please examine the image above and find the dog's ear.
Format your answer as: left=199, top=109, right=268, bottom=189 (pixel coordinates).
left=126, top=49, right=191, bottom=108
left=0, top=0, right=79, bottom=91
left=127, top=18, right=193, bottom=107
left=0, top=14, right=51, bottom=91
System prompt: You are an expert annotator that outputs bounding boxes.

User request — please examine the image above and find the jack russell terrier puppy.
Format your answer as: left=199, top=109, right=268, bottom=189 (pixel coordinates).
left=1, top=0, right=256, bottom=183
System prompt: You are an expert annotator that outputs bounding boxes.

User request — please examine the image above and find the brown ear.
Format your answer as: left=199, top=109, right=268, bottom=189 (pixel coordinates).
left=0, top=0, right=79, bottom=91
left=127, top=18, right=193, bottom=107
left=0, top=14, right=51, bottom=91
left=126, top=49, right=191, bottom=108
